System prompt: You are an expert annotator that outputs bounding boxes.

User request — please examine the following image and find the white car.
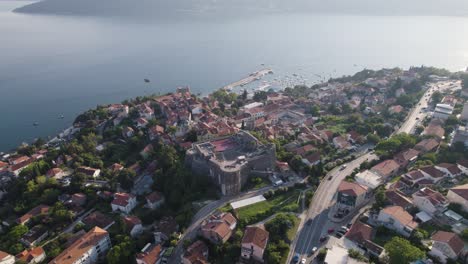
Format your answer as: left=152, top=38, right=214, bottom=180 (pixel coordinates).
left=312, top=247, right=318, bottom=254
left=301, top=258, right=307, bottom=264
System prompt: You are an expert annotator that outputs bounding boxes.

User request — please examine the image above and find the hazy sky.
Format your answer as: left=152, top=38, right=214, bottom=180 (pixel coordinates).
left=15, top=0, right=468, bottom=17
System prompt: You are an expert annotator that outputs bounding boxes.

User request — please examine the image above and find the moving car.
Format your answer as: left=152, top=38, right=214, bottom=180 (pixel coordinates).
left=292, top=254, right=300, bottom=263
left=311, top=247, right=318, bottom=254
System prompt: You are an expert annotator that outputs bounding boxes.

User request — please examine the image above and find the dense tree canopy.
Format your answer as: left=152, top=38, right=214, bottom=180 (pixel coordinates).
left=384, top=237, right=425, bottom=264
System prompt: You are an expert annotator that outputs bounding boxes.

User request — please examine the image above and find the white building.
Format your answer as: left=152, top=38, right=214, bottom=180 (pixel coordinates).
left=50, top=227, right=111, bottom=264
left=461, top=102, right=468, bottom=121
left=111, top=193, right=137, bottom=214
left=433, top=104, right=454, bottom=120
left=241, top=226, right=269, bottom=262
left=355, top=170, right=382, bottom=189
left=377, top=206, right=418, bottom=237
left=0, top=251, right=14, bottom=264
left=447, top=184, right=468, bottom=212
left=412, top=188, right=449, bottom=216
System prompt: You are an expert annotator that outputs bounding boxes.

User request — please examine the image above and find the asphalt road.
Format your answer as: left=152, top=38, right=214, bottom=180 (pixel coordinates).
left=287, top=80, right=460, bottom=263
left=169, top=181, right=298, bottom=264
left=288, top=153, right=377, bottom=263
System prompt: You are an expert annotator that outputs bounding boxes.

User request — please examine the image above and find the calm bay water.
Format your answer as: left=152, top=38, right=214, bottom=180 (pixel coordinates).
left=2, top=1, right=468, bottom=151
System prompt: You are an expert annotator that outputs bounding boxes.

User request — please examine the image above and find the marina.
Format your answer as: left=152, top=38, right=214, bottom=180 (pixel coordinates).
left=222, top=68, right=273, bottom=91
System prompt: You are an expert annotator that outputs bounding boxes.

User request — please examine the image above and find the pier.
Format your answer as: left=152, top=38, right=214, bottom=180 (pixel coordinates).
left=222, top=68, right=273, bottom=91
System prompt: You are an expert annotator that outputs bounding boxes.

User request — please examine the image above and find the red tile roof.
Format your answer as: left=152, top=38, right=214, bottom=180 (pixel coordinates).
left=17, top=205, right=50, bottom=224
left=449, top=184, right=468, bottom=201
left=437, top=163, right=462, bottom=175
left=420, top=166, right=445, bottom=178
left=432, top=231, right=464, bottom=255
left=413, top=187, right=447, bottom=207
left=111, top=192, right=135, bottom=207
left=371, top=159, right=400, bottom=178
left=136, top=244, right=162, bottom=264
left=338, top=181, right=367, bottom=197
left=242, top=226, right=269, bottom=249
left=345, top=221, right=373, bottom=244
left=381, top=206, right=418, bottom=229
left=146, top=192, right=163, bottom=204
left=16, top=247, right=44, bottom=263
left=50, top=227, right=109, bottom=264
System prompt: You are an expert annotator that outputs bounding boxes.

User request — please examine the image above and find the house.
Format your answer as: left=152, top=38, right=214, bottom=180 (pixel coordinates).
left=46, top=168, right=66, bottom=178
left=81, top=211, right=115, bottom=230
left=302, top=152, right=321, bottom=167
left=347, top=131, right=363, bottom=144
left=182, top=240, right=209, bottom=264
left=414, top=138, right=440, bottom=153
left=122, top=126, right=135, bottom=138
left=111, top=192, right=137, bottom=214
left=136, top=243, right=162, bottom=264
left=154, top=216, right=179, bottom=244
left=355, top=170, right=383, bottom=190
left=389, top=105, right=404, bottom=114
left=336, top=181, right=368, bottom=209
left=76, top=166, right=101, bottom=178
left=344, top=221, right=384, bottom=257
left=146, top=192, right=165, bottom=210
left=370, top=159, right=400, bottom=179
left=49, top=227, right=111, bottom=264
left=20, top=225, right=48, bottom=247
left=123, top=216, right=143, bottom=237
left=17, top=204, right=50, bottom=225
left=136, top=118, right=149, bottom=128
left=423, top=121, right=445, bottom=139
left=452, top=126, right=468, bottom=147
left=433, top=103, right=454, bottom=120
left=385, top=189, right=413, bottom=210
left=200, top=212, right=237, bottom=244
left=15, top=247, right=45, bottom=264
left=149, top=125, right=165, bottom=141
left=401, top=170, right=427, bottom=186
left=71, top=193, right=87, bottom=206
left=461, top=102, right=468, bottom=121
left=435, top=163, right=463, bottom=177
left=412, top=187, right=448, bottom=216
left=420, top=166, right=446, bottom=182
left=333, top=136, right=353, bottom=150
left=109, top=163, right=124, bottom=173
left=377, top=206, right=418, bottom=237
left=393, top=149, right=419, bottom=168
left=0, top=250, right=14, bottom=264
left=140, top=144, right=154, bottom=159
left=457, top=160, right=468, bottom=175
left=276, top=161, right=290, bottom=173
left=9, top=157, right=33, bottom=176
left=430, top=231, right=465, bottom=263
left=241, top=226, right=269, bottom=262
left=447, top=184, right=468, bottom=212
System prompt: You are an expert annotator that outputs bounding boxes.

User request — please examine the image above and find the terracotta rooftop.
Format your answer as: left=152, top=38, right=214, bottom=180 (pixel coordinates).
left=420, top=166, right=445, bottom=178
left=123, top=216, right=142, bottom=229
left=81, top=211, right=115, bottom=229
left=17, top=204, right=50, bottom=224
left=49, top=227, right=109, bottom=264
left=184, top=240, right=209, bottom=264
left=136, top=244, right=162, bottom=264
left=458, top=159, right=468, bottom=169
left=385, top=189, right=413, bottom=209
left=242, top=226, right=269, bottom=249
left=338, top=181, right=368, bottom=197
left=371, top=159, right=400, bottom=178
left=16, top=247, right=44, bottom=263
left=345, top=221, right=373, bottom=244
left=413, top=187, right=447, bottom=207
left=381, top=206, right=418, bottom=229
left=111, top=192, right=135, bottom=207
left=415, top=138, right=439, bottom=152
left=432, top=231, right=464, bottom=255
left=449, top=184, right=468, bottom=201
left=436, top=163, right=462, bottom=175
left=146, top=192, right=163, bottom=204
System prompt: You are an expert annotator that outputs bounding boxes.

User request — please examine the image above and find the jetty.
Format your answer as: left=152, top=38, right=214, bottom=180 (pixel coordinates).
left=223, top=68, right=273, bottom=91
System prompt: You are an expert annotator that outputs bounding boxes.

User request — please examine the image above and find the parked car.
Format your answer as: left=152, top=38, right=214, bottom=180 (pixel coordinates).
left=327, top=228, right=334, bottom=234
left=311, top=247, right=318, bottom=254
left=320, top=236, right=329, bottom=243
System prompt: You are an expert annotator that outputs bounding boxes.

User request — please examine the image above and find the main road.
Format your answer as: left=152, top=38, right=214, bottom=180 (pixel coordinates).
left=288, top=80, right=453, bottom=262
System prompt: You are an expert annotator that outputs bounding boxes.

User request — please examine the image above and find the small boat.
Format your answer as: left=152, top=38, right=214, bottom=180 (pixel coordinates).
left=59, top=115, right=64, bottom=119
left=33, top=122, right=39, bottom=126
left=144, top=79, right=150, bottom=83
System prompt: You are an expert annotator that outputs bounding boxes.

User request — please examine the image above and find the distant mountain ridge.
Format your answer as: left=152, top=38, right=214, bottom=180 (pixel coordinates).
left=14, top=0, right=468, bottom=18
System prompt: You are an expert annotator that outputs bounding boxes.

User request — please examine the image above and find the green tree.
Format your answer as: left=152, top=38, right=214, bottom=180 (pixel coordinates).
left=384, top=237, right=425, bottom=264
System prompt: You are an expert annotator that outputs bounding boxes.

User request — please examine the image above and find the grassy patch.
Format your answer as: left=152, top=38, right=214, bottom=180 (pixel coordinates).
left=235, top=191, right=300, bottom=227
left=242, top=176, right=270, bottom=191
left=286, top=216, right=300, bottom=242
